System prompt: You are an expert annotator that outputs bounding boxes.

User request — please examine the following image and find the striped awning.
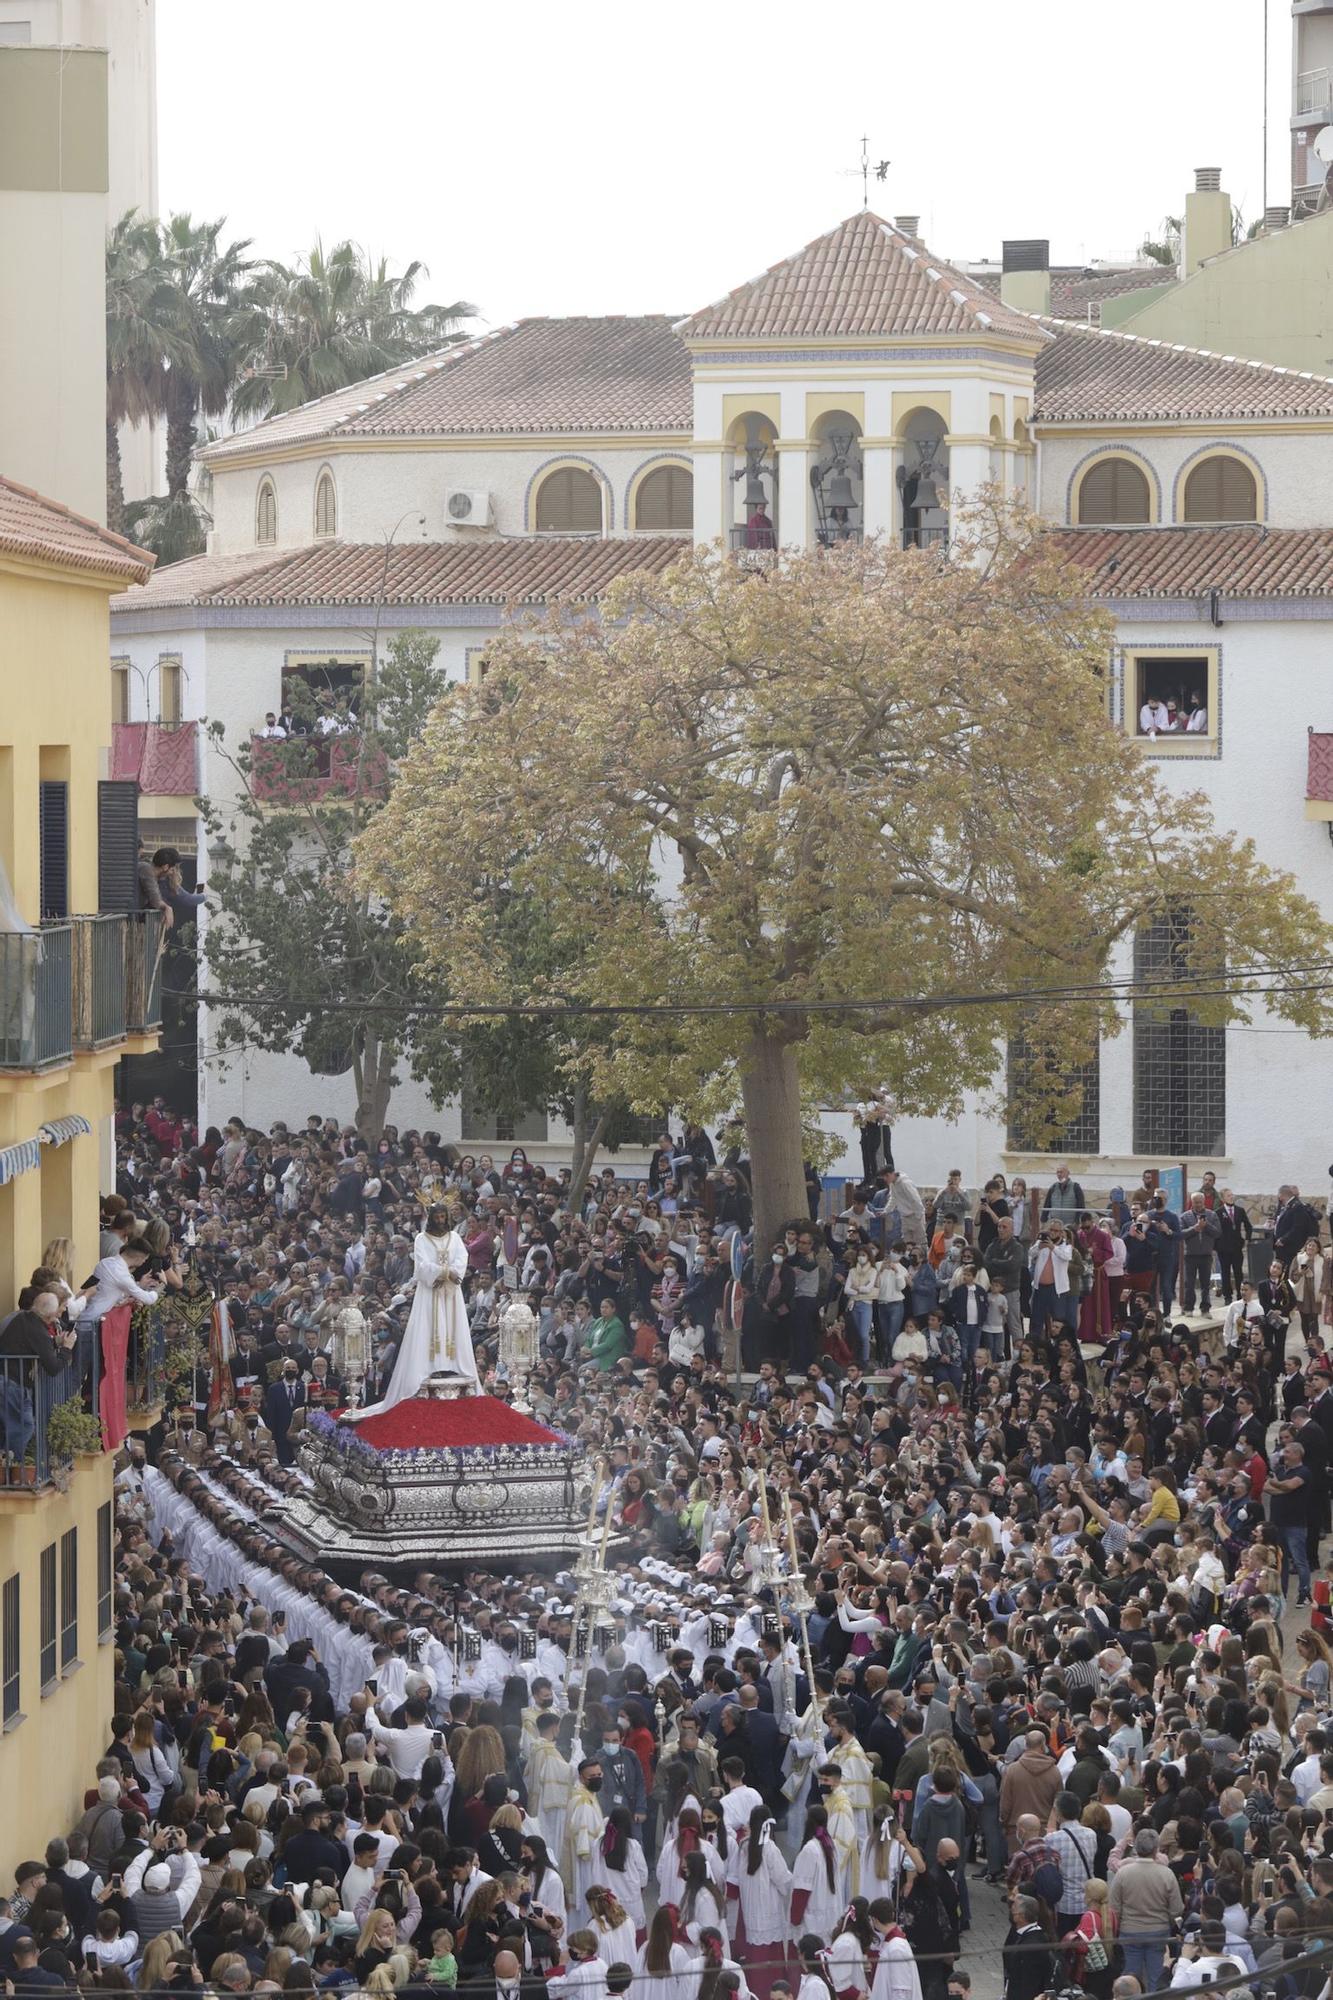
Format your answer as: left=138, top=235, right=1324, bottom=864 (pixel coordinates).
left=38, top=1114, right=92, bottom=1148
left=0, top=1138, right=41, bottom=1185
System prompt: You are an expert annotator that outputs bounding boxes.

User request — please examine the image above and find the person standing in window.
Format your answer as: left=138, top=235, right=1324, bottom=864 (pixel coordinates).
left=1185, top=691, right=1209, bottom=733
left=1139, top=694, right=1169, bottom=734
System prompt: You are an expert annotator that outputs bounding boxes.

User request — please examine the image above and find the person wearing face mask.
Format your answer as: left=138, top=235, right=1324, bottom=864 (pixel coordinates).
left=842, top=1243, right=880, bottom=1369
left=756, top=1242, right=795, bottom=1370
left=522, top=1711, right=574, bottom=1859
left=595, top=1723, right=646, bottom=1841
left=561, top=1760, right=607, bottom=1928
left=262, top=1359, right=306, bottom=1467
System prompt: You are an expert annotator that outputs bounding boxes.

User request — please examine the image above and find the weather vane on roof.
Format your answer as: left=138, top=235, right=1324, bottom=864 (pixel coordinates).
left=839, top=136, right=890, bottom=210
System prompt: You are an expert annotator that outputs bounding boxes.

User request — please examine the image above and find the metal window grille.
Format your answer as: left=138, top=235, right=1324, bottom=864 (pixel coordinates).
left=2, top=1573, right=18, bottom=1726
left=97, top=1503, right=112, bottom=1642
left=39, top=1543, right=57, bottom=1691
left=1006, top=1033, right=1100, bottom=1153
left=1133, top=911, right=1226, bottom=1154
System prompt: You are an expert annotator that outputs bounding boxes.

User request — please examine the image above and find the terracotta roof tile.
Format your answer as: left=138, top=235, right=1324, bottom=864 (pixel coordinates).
left=1046, top=524, right=1333, bottom=597
left=1034, top=320, right=1333, bottom=422
left=0, top=472, right=153, bottom=584
left=201, top=318, right=691, bottom=464
left=112, top=534, right=691, bottom=613
left=678, top=212, right=1045, bottom=342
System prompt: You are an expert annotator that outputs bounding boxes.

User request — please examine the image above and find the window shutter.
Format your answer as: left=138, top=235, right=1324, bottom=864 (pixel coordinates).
left=1078, top=459, right=1150, bottom=525
left=636, top=466, right=693, bottom=531
left=39, top=780, right=69, bottom=920
left=536, top=467, right=602, bottom=532
left=98, top=779, right=140, bottom=913
left=1183, top=456, right=1257, bottom=523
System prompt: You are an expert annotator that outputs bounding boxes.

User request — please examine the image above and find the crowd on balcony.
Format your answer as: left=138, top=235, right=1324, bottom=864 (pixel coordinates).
left=2, top=1100, right=1332, bottom=2000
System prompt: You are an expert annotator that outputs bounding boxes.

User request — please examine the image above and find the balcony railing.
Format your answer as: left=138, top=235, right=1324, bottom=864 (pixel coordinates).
left=1297, top=66, right=1331, bottom=115
left=127, top=910, right=164, bottom=1035
left=0, top=924, right=73, bottom=1070
left=249, top=732, right=389, bottom=804
left=0, top=1351, right=98, bottom=1489
left=73, top=915, right=129, bottom=1048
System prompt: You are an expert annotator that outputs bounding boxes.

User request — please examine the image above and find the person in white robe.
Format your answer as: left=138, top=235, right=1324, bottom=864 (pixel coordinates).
left=733, top=1813, right=793, bottom=1957
left=587, top=1818, right=649, bottom=1932
left=633, top=1918, right=696, bottom=2000
left=561, top=1770, right=607, bottom=1928
left=869, top=1924, right=923, bottom=2000
left=585, top=1885, right=638, bottom=1967
left=790, top=1819, right=846, bottom=1941
left=525, top=1718, right=575, bottom=1860
left=352, top=1207, right=477, bottom=1416
left=822, top=1776, right=860, bottom=1896
left=656, top=1819, right=723, bottom=1908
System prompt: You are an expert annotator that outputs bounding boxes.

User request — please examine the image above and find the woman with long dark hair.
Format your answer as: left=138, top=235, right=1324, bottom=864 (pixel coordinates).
left=790, top=1805, right=844, bottom=1940
left=633, top=1906, right=694, bottom=2000
left=737, top=1805, right=793, bottom=1985
left=678, top=1850, right=726, bottom=1940
left=589, top=1804, right=648, bottom=1932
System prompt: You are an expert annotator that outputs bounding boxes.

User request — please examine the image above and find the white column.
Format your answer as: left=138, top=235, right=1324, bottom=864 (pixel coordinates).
left=778, top=443, right=810, bottom=549
left=861, top=441, right=896, bottom=542
left=692, top=449, right=724, bottom=548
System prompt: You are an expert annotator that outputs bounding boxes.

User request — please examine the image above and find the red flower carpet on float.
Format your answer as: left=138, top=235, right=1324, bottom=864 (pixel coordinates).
left=352, top=1398, right=564, bottom=1451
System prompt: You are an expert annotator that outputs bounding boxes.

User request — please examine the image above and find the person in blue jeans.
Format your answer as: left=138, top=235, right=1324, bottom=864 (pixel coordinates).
left=1267, top=1439, right=1313, bottom=1604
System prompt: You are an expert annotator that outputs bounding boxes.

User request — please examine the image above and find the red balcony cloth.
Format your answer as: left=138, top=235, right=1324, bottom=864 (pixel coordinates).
left=1308, top=730, right=1333, bottom=804
left=100, top=1302, right=132, bottom=1448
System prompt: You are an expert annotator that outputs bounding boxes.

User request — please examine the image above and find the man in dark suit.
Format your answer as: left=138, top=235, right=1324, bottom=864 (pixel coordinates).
left=1201, top=1390, right=1235, bottom=1455
left=264, top=1639, right=334, bottom=1726
left=1216, top=1189, right=1252, bottom=1303
left=1274, top=1186, right=1321, bottom=1268
left=262, top=1359, right=306, bottom=1466
left=731, top=1684, right=785, bottom=1804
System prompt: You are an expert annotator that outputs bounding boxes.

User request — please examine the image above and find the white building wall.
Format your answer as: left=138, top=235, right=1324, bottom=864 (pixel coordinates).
left=1036, top=428, right=1333, bottom=528
left=207, top=442, right=691, bottom=556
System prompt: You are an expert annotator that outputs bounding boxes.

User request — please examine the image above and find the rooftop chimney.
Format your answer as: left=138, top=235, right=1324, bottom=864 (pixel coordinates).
left=1000, top=239, right=1051, bottom=317
left=1264, top=204, right=1290, bottom=231
left=894, top=214, right=920, bottom=237
left=1182, top=166, right=1230, bottom=273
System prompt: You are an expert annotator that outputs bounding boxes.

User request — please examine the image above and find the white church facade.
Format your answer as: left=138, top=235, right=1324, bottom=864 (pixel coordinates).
left=108, top=212, right=1333, bottom=1198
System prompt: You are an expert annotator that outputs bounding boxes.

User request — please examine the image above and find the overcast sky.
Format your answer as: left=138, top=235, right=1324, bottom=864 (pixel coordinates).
left=159, top=0, right=1287, bottom=331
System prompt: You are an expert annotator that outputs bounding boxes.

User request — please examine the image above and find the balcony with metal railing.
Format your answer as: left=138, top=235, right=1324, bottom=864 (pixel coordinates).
left=0, top=925, right=73, bottom=1070
left=0, top=913, right=162, bottom=1071
left=0, top=1350, right=99, bottom=1489
left=1297, top=66, right=1331, bottom=115
left=249, top=731, right=389, bottom=804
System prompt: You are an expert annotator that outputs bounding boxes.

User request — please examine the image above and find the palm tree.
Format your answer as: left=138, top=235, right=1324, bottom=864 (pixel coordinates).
left=158, top=213, right=253, bottom=505
left=231, top=240, right=475, bottom=419
left=104, top=210, right=182, bottom=533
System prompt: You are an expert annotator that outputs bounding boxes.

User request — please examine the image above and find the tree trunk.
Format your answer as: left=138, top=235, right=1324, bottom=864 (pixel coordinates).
left=107, top=416, right=126, bottom=536
left=165, top=383, right=197, bottom=502
left=739, top=1031, right=813, bottom=1256
left=355, top=1033, right=396, bottom=1144
left=568, top=1080, right=608, bottom=1214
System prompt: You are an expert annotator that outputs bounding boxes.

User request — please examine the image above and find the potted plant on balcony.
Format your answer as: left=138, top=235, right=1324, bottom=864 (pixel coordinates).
left=45, top=1402, right=104, bottom=1487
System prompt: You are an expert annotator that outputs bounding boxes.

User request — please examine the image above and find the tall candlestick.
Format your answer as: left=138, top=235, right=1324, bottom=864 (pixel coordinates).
left=782, top=1490, right=801, bottom=1570
left=583, top=1457, right=601, bottom=1549
left=599, top=1468, right=615, bottom=1561
left=757, top=1455, right=774, bottom=1549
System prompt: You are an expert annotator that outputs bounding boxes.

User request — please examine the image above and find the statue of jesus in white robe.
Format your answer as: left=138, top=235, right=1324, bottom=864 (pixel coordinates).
left=351, top=1209, right=478, bottom=1416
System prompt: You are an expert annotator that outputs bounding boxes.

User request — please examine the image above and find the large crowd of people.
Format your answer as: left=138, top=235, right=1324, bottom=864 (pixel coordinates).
left=2, top=1105, right=1333, bottom=2000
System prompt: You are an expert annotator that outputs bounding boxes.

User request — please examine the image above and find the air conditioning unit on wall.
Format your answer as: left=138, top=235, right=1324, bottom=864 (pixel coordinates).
left=445, top=489, right=493, bottom=527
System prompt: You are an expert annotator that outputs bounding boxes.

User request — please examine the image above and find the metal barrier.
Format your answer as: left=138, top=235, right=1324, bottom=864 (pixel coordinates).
left=0, top=1347, right=97, bottom=1487
left=127, top=910, right=165, bottom=1034
left=73, top=915, right=129, bottom=1048
left=0, top=924, right=73, bottom=1070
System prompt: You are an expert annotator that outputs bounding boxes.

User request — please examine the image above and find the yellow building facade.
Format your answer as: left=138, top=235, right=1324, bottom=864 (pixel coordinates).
left=0, top=472, right=154, bottom=1887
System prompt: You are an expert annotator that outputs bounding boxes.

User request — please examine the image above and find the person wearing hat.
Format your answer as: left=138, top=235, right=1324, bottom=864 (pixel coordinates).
left=120, top=1828, right=201, bottom=1946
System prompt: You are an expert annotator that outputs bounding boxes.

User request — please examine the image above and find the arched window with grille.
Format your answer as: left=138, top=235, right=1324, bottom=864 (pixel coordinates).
left=1181, top=455, right=1258, bottom=523
left=1076, top=457, right=1151, bottom=525
left=534, top=465, right=603, bottom=534
left=634, top=464, right=693, bottom=532
left=314, top=470, right=337, bottom=538
left=256, top=478, right=278, bottom=544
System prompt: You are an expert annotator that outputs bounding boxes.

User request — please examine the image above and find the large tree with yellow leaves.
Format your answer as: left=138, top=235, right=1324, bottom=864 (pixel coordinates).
left=358, top=520, right=1333, bottom=1251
